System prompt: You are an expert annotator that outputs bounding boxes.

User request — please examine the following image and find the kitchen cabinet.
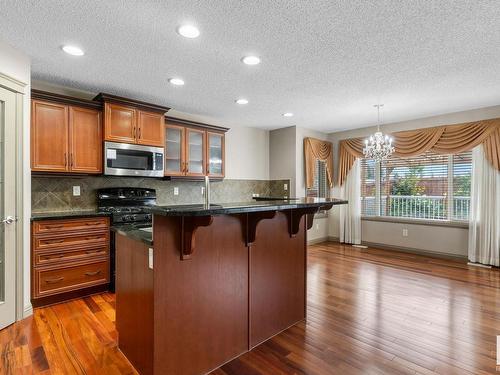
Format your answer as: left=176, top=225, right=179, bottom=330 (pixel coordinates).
left=206, top=131, right=225, bottom=177
left=31, top=216, right=110, bottom=307
left=31, top=100, right=69, bottom=172
left=31, top=92, right=102, bottom=174
left=96, top=93, right=169, bottom=147
left=164, top=117, right=227, bottom=178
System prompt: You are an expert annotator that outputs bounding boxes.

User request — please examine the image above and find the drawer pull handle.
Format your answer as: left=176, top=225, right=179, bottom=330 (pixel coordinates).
left=85, top=222, right=101, bottom=226
left=43, top=254, right=65, bottom=259
left=85, top=250, right=106, bottom=255
left=45, top=239, right=64, bottom=244
left=86, top=237, right=101, bottom=241
left=45, top=277, right=64, bottom=284
left=85, top=270, right=101, bottom=276
left=45, top=225, right=64, bottom=229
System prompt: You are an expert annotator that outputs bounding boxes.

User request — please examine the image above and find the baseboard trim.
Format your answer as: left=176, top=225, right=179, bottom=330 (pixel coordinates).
left=360, top=241, right=468, bottom=261
left=307, top=237, right=329, bottom=245
left=23, top=304, right=33, bottom=319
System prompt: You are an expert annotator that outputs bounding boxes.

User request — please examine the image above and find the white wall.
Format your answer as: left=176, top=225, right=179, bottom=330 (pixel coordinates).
left=225, top=127, right=270, bottom=180
left=328, top=104, right=500, bottom=257
left=0, top=39, right=31, bottom=316
left=269, top=126, right=296, bottom=195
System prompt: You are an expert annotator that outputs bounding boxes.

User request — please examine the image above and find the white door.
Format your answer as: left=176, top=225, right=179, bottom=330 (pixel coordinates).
left=0, top=86, right=17, bottom=330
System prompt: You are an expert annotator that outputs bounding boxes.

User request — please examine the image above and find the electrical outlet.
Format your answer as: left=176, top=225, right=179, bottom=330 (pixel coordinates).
left=173, top=187, right=179, bottom=195
left=201, top=187, right=205, bottom=195
left=72, top=186, right=80, bottom=196
left=252, top=193, right=260, bottom=197
left=148, top=248, right=154, bottom=269
left=402, top=228, right=408, bottom=237
left=284, top=183, right=288, bottom=191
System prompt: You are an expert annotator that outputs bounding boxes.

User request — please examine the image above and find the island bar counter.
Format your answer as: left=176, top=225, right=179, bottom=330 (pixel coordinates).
left=116, top=198, right=347, bottom=375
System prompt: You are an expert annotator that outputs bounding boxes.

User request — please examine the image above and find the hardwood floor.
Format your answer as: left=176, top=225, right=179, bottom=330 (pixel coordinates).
left=1, top=242, right=499, bottom=374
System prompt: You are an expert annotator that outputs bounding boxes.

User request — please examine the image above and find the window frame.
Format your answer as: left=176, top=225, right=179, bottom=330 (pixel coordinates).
left=361, top=153, right=471, bottom=227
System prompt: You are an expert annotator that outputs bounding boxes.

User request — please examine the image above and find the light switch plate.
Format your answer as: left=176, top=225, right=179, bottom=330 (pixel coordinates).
left=148, top=248, right=154, bottom=269
left=173, top=187, right=179, bottom=195
left=72, top=186, right=81, bottom=196
left=252, top=193, right=260, bottom=197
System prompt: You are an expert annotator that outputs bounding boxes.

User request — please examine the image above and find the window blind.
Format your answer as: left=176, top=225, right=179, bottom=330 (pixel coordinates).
left=306, top=160, right=329, bottom=198
left=360, top=151, right=472, bottom=221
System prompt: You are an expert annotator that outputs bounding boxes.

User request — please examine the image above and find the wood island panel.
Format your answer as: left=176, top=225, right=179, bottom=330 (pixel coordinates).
left=249, top=210, right=306, bottom=348
left=153, top=214, right=248, bottom=375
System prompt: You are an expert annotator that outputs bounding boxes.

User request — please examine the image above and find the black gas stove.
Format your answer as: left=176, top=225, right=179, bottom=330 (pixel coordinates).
left=97, top=187, right=156, bottom=225
left=97, top=187, right=156, bottom=292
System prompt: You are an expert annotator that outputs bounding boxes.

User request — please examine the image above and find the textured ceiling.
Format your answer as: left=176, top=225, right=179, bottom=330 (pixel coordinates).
left=1, top=1, right=500, bottom=131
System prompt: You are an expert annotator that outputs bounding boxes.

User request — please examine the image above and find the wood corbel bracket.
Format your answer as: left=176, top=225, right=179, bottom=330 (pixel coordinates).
left=286, top=207, right=320, bottom=237
left=245, top=211, right=277, bottom=246
left=306, top=203, right=335, bottom=230
left=180, top=215, right=214, bottom=260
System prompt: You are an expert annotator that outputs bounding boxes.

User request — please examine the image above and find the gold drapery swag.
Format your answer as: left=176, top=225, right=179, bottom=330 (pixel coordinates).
left=304, top=137, right=334, bottom=189
left=338, top=119, right=500, bottom=186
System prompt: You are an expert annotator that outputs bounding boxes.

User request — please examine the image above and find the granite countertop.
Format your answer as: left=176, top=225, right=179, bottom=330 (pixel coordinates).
left=31, top=210, right=112, bottom=221
left=147, top=198, right=348, bottom=217
left=111, top=224, right=153, bottom=246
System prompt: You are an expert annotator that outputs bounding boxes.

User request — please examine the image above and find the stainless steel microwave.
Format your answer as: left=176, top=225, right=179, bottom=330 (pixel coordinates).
left=104, top=142, right=164, bottom=177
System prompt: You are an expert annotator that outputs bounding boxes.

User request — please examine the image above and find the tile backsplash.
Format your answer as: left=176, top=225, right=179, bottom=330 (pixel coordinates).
left=32, top=176, right=289, bottom=213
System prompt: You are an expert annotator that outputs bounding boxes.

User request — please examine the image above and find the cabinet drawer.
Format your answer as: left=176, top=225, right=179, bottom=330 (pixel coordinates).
left=35, top=260, right=109, bottom=297
left=34, top=246, right=109, bottom=267
left=33, top=231, right=109, bottom=252
left=33, top=217, right=109, bottom=235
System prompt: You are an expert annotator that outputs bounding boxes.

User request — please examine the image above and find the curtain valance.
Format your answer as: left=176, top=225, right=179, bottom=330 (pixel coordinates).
left=304, top=137, right=334, bottom=189
left=338, top=119, right=500, bottom=186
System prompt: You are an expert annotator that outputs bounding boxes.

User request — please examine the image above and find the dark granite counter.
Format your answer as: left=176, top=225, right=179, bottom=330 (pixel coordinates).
left=147, top=198, right=348, bottom=217
left=31, top=210, right=111, bottom=221
left=111, top=224, right=153, bottom=246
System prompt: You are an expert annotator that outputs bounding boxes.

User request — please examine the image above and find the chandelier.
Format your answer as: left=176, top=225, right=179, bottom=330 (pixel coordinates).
left=363, top=104, right=394, bottom=161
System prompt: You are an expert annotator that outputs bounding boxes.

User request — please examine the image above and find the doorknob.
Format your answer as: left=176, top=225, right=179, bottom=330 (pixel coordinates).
left=2, top=216, right=17, bottom=225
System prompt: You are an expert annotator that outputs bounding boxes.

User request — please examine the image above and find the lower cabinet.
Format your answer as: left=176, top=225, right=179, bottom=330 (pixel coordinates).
left=31, top=216, right=110, bottom=306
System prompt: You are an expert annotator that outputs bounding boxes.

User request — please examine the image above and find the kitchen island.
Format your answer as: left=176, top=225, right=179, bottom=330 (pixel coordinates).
left=115, top=198, right=347, bottom=375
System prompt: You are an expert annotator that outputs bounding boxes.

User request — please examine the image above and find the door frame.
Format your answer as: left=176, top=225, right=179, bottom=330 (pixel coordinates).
left=0, top=72, right=27, bottom=323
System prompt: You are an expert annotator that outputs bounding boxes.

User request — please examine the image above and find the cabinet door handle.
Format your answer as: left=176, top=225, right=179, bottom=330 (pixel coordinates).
left=85, top=270, right=101, bottom=277
left=132, top=126, right=136, bottom=138
left=138, top=126, right=142, bottom=139
left=64, top=153, right=67, bottom=167
left=45, top=277, right=64, bottom=284
left=71, top=153, right=74, bottom=167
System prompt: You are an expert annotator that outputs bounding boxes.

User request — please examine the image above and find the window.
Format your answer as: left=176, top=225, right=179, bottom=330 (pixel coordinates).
left=361, top=151, right=472, bottom=221
left=306, top=160, right=329, bottom=198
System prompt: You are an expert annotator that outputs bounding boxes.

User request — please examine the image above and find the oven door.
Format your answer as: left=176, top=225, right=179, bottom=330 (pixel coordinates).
left=104, top=142, right=164, bottom=177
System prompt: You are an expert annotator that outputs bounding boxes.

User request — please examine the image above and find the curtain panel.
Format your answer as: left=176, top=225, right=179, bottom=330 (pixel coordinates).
left=337, top=119, right=500, bottom=186
left=304, top=137, right=334, bottom=188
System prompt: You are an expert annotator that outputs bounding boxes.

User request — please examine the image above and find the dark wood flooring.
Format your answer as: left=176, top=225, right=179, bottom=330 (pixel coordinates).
left=1, top=242, right=499, bottom=374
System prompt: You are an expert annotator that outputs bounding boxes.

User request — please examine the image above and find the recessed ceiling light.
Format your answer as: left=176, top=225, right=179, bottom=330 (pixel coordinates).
left=177, top=24, right=200, bottom=38
left=241, top=56, right=261, bottom=65
left=235, top=98, right=249, bottom=105
left=169, top=78, right=185, bottom=86
left=282, top=112, right=294, bottom=117
left=62, top=45, right=84, bottom=56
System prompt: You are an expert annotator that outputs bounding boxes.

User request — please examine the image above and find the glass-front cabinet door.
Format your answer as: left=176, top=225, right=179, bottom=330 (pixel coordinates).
left=164, top=125, right=185, bottom=176
left=185, top=129, right=206, bottom=176
left=207, top=132, right=224, bottom=177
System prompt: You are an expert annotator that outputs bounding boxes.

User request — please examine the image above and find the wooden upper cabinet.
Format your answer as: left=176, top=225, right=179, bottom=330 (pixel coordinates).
left=164, top=124, right=185, bottom=176
left=137, top=111, right=164, bottom=147
left=96, top=93, right=170, bottom=147
left=69, top=107, right=102, bottom=173
left=31, top=90, right=103, bottom=175
left=206, top=132, right=225, bottom=178
left=164, top=118, right=228, bottom=178
left=31, top=100, right=69, bottom=172
left=104, top=103, right=137, bottom=144
left=185, top=128, right=206, bottom=176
